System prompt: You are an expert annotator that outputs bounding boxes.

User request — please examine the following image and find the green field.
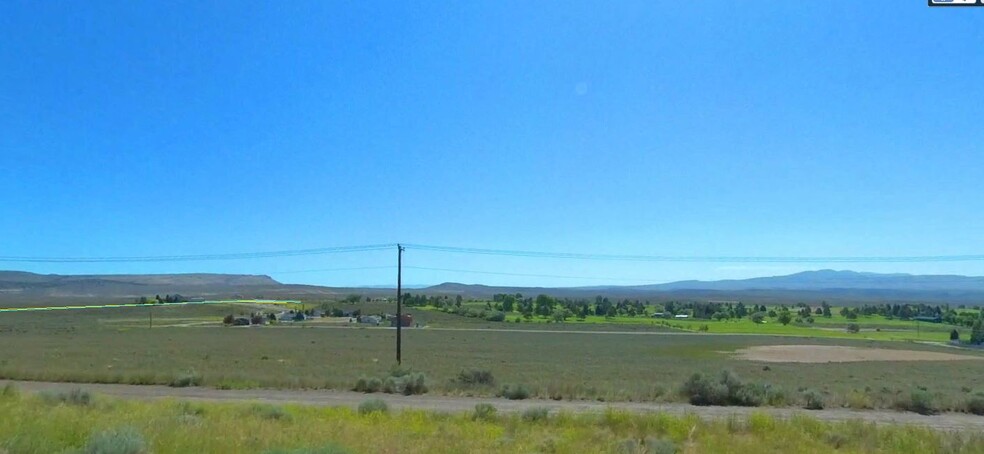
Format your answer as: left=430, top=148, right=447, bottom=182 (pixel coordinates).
left=420, top=303, right=971, bottom=342
left=1, top=302, right=984, bottom=411
left=2, top=386, right=980, bottom=454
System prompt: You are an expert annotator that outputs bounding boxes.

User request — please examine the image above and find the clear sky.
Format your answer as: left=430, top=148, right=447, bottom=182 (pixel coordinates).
left=1, top=1, right=983, bottom=287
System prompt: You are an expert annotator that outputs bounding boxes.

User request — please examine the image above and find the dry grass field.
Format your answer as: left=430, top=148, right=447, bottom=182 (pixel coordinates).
left=1, top=303, right=984, bottom=412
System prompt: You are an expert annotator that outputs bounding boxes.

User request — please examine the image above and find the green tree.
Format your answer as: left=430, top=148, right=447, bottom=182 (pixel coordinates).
left=777, top=311, right=792, bottom=325
left=551, top=308, right=572, bottom=323
left=501, top=295, right=514, bottom=312
left=534, top=294, right=556, bottom=317
left=971, top=319, right=984, bottom=345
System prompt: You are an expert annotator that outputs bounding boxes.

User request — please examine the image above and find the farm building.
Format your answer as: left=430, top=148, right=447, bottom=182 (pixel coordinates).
left=390, top=314, right=413, bottom=327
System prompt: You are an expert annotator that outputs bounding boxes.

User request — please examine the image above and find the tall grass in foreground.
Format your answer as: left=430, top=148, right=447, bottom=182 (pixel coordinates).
left=0, top=388, right=981, bottom=453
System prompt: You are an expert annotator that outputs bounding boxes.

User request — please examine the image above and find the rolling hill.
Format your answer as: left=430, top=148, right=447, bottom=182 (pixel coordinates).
left=0, top=269, right=982, bottom=305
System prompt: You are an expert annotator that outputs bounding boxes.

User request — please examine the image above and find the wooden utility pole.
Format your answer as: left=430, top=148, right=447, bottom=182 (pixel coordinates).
left=149, top=305, right=153, bottom=329
left=396, top=244, right=405, bottom=364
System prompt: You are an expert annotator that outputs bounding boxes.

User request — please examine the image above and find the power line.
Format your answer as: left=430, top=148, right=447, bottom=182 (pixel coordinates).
left=274, top=266, right=395, bottom=275
left=404, top=244, right=984, bottom=264
left=0, top=244, right=396, bottom=263
left=404, top=265, right=656, bottom=283
left=4, top=241, right=984, bottom=264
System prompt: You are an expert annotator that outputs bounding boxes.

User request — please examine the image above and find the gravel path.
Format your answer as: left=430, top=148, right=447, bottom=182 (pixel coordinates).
left=4, top=380, right=983, bottom=431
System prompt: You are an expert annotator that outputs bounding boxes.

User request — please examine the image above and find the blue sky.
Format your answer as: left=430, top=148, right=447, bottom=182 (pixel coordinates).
left=1, top=1, right=983, bottom=287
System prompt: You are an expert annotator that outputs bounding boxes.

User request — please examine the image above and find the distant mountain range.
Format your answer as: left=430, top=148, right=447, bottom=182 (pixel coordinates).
left=1, top=269, right=982, bottom=305
left=628, top=269, right=984, bottom=292
left=424, top=270, right=984, bottom=303
left=0, top=271, right=341, bottom=304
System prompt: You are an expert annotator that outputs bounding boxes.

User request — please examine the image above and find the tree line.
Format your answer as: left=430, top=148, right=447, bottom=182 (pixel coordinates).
left=134, top=294, right=188, bottom=304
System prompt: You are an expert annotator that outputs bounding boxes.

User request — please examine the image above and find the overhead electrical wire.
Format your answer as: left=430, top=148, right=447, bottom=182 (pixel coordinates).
left=0, top=244, right=396, bottom=263
left=403, top=244, right=984, bottom=263
left=275, top=265, right=396, bottom=274
left=2, top=242, right=983, bottom=264
left=404, top=265, right=655, bottom=282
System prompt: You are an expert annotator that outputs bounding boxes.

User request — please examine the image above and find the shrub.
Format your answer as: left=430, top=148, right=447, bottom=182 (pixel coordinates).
left=486, top=311, right=506, bottom=322
left=40, top=388, right=93, bottom=406
left=82, top=426, right=147, bottom=454
left=358, top=398, right=389, bottom=415
left=170, top=371, right=202, bottom=388
left=249, top=404, right=291, bottom=421
left=897, top=389, right=938, bottom=415
left=472, top=403, right=498, bottom=421
left=352, top=377, right=368, bottom=392
left=803, top=389, right=825, bottom=410
left=763, top=385, right=787, bottom=406
left=845, top=390, right=873, bottom=410
left=846, top=323, right=860, bottom=334
left=729, top=383, right=765, bottom=407
left=382, top=372, right=428, bottom=395
left=222, top=314, right=234, bottom=325
left=521, top=407, right=550, bottom=422
left=382, top=376, right=399, bottom=394
left=499, top=384, right=531, bottom=400
left=680, top=371, right=773, bottom=407
left=951, top=329, right=961, bottom=341
left=681, top=373, right=727, bottom=406
left=750, top=312, right=766, bottom=324
left=388, top=365, right=411, bottom=378
left=457, top=368, right=495, bottom=386
left=966, top=394, right=984, bottom=415
left=176, top=401, right=206, bottom=416
left=824, top=432, right=849, bottom=450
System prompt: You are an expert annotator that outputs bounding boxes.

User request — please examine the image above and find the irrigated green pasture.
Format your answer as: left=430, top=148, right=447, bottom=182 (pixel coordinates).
left=421, top=303, right=970, bottom=342
left=1, top=303, right=983, bottom=410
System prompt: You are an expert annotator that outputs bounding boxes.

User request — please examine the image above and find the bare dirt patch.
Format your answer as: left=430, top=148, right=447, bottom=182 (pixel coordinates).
left=734, top=345, right=984, bottom=363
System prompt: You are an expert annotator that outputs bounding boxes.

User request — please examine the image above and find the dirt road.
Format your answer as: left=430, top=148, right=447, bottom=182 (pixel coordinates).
left=4, top=380, right=983, bottom=431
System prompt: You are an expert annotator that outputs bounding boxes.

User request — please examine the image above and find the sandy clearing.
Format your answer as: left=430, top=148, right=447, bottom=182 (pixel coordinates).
left=734, top=345, right=984, bottom=363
